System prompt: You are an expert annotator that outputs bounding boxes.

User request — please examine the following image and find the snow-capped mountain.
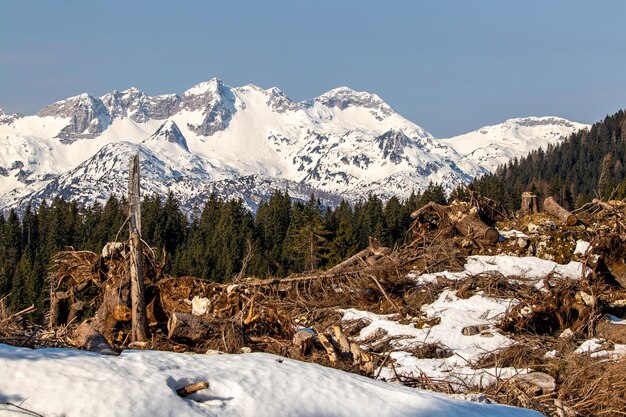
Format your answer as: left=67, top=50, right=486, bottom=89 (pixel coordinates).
left=442, top=117, right=589, bottom=173
left=0, top=79, right=588, bottom=213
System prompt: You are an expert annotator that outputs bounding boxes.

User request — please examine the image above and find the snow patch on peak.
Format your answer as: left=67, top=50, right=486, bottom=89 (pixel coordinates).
left=183, top=77, right=224, bottom=96
left=144, top=120, right=189, bottom=152
left=443, top=116, right=590, bottom=173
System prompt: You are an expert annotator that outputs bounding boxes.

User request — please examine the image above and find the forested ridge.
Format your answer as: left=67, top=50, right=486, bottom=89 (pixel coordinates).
left=0, top=184, right=448, bottom=320
left=470, top=109, right=626, bottom=209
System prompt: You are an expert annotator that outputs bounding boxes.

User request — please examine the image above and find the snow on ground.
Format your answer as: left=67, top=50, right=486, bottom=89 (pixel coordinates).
left=574, top=338, right=626, bottom=359
left=411, top=255, right=585, bottom=289
left=0, top=344, right=542, bottom=417
left=344, top=290, right=520, bottom=389
left=347, top=254, right=590, bottom=390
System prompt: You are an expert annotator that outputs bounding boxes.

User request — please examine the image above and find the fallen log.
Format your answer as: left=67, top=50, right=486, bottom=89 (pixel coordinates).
left=454, top=212, right=500, bottom=243
left=72, top=322, right=119, bottom=356
left=544, top=196, right=577, bottom=226
left=168, top=312, right=214, bottom=342
left=411, top=201, right=499, bottom=243
left=176, top=381, right=209, bottom=397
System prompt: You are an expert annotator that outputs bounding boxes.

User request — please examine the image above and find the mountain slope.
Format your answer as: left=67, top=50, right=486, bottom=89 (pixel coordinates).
left=0, top=79, right=588, bottom=213
left=470, top=110, right=625, bottom=209
left=442, top=117, right=589, bottom=173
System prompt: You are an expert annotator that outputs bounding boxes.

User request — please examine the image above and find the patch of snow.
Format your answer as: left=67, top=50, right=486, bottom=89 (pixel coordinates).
left=573, top=240, right=591, bottom=255
left=0, top=344, right=541, bottom=417
left=415, top=255, right=584, bottom=287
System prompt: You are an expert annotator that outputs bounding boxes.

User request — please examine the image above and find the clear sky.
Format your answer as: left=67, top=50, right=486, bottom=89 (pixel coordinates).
left=1, top=0, right=625, bottom=137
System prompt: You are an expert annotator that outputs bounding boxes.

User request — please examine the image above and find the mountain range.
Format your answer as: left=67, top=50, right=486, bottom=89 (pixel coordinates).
left=0, top=78, right=588, bottom=213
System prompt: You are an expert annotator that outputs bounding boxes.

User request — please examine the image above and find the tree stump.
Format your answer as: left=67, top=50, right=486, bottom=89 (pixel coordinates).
left=521, top=192, right=538, bottom=215
left=72, top=322, right=119, bottom=355
left=168, top=312, right=214, bottom=342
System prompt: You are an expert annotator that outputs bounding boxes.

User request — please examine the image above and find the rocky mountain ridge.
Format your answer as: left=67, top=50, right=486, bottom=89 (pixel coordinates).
left=0, top=79, right=588, bottom=213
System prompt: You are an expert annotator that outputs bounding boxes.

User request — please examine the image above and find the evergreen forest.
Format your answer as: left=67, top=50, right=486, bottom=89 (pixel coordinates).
left=470, top=109, right=626, bottom=210
left=0, top=184, right=448, bottom=320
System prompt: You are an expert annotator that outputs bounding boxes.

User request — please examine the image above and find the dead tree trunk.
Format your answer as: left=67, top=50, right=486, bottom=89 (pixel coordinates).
left=544, top=196, right=577, bottom=226
left=129, top=155, right=149, bottom=343
left=521, top=192, right=538, bottom=215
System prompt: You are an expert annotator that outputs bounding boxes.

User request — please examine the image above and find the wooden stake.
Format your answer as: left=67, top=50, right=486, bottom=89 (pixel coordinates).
left=129, top=155, right=149, bottom=342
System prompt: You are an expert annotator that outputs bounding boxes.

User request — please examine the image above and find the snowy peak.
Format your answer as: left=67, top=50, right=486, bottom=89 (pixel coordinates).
left=312, top=87, right=391, bottom=113
left=443, top=116, right=589, bottom=172
left=182, top=78, right=237, bottom=136
left=144, top=120, right=189, bottom=152
left=37, top=93, right=111, bottom=143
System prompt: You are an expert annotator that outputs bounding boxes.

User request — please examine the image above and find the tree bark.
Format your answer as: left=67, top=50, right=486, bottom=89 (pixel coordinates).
left=454, top=213, right=500, bottom=243
left=168, top=311, right=214, bottom=342
left=544, top=196, right=577, bottom=226
left=129, top=155, right=149, bottom=342
left=317, top=333, right=338, bottom=364
left=520, top=192, right=538, bottom=215
left=72, top=322, right=119, bottom=355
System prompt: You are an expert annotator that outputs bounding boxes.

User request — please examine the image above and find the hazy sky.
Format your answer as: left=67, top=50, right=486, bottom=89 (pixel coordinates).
left=1, top=0, right=625, bottom=137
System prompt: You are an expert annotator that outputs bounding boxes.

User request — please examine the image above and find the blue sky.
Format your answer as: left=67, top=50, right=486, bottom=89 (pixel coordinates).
left=1, top=0, right=625, bottom=137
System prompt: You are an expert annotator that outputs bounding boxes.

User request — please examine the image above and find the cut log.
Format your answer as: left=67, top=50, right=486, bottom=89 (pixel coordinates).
left=332, top=325, right=352, bottom=358
left=454, top=213, right=500, bottom=243
left=168, top=311, right=213, bottom=342
left=317, top=333, right=338, bottom=364
left=520, top=192, right=538, bottom=215
left=72, top=322, right=119, bottom=355
left=176, top=381, right=209, bottom=397
left=544, top=196, right=577, bottom=226
left=292, top=330, right=314, bottom=355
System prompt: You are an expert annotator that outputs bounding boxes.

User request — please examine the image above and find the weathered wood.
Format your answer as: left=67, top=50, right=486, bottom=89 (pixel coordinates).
left=520, top=192, right=538, bottom=215
left=332, top=325, right=352, bottom=357
left=317, top=333, right=338, bottom=364
left=72, top=322, right=119, bottom=355
left=592, top=198, right=616, bottom=211
left=325, top=248, right=370, bottom=275
left=544, top=196, right=577, bottom=226
left=411, top=201, right=499, bottom=243
left=113, top=304, right=132, bottom=322
left=293, top=330, right=314, bottom=355
left=168, top=311, right=213, bottom=342
left=454, top=213, right=500, bottom=243
left=49, top=291, right=62, bottom=328
left=349, top=342, right=362, bottom=365
left=67, top=300, right=85, bottom=324
left=129, top=155, right=149, bottom=342
left=92, top=280, right=128, bottom=341
left=176, top=381, right=209, bottom=397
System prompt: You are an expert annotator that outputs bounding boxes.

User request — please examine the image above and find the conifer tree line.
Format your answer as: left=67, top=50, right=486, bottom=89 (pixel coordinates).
left=469, top=109, right=626, bottom=210
left=0, top=183, right=448, bottom=319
